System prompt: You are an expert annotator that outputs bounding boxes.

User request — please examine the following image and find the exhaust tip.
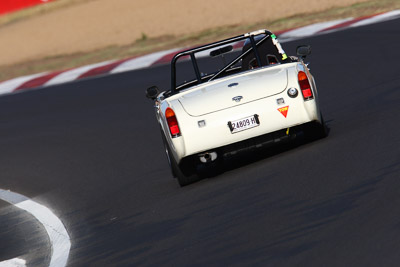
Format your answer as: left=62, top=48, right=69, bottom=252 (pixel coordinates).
left=199, top=152, right=217, bottom=163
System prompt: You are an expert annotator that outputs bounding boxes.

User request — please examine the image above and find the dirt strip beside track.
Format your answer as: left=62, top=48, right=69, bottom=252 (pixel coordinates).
left=0, top=0, right=369, bottom=67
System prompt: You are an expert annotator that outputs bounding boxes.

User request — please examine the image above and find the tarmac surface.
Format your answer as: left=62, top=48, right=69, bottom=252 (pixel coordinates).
left=0, top=18, right=399, bottom=266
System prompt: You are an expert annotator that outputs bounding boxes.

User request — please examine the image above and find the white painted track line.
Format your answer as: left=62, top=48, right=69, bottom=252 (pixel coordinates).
left=0, top=258, right=27, bottom=267
left=0, top=189, right=71, bottom=267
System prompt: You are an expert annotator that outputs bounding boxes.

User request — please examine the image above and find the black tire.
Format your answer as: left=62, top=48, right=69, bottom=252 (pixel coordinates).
left=305, top=114, right=329, bottom=141
left=161, top=131, right=200, bottom=186
left=315, top=114, right=329, bottom=139
left=171, top=156, right=200, bottom=187
left=162, top=134, right=177, bottom=178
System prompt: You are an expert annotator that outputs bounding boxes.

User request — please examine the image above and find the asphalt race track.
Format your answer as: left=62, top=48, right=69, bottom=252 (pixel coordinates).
left=1, top=18, right=399, bottom=266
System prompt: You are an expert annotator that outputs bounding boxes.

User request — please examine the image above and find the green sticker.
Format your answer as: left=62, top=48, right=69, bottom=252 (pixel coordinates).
left=271, top=34, right=276, bottom=39
left=282, top=54, right=288, bottom=60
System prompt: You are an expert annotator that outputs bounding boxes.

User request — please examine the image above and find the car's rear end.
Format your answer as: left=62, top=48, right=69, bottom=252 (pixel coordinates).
left=161, top=61, right=322, bottom=164
left=149, top=29, right=326, bottom=186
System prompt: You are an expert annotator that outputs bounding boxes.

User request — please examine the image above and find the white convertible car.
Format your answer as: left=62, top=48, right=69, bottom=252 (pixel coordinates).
left=146, top=29, right=327, bottom=186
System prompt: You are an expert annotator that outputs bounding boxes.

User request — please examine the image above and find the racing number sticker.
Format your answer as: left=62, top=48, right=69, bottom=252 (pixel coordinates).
left=278, top=106, right=289, bottom=118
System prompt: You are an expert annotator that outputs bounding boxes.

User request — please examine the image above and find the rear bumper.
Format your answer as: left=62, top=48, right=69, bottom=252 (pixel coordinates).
left=177, top=122, right=315, bottom=168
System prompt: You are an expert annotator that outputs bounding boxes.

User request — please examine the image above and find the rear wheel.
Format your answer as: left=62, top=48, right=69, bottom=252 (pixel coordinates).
left=315, top=114, right=329, bottom=139
left=305, top=114, right=328, bottom=141
left=162, top=135, right=177, bottom=178
left=171, top=156, right=200, bottom=187
left=161, top=132, right=200, bottom=186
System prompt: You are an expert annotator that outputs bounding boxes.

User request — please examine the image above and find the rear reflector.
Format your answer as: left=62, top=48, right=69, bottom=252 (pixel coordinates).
left=165, top=108, right=181, bottom=136
left=298, top=71, right=314, bottom=100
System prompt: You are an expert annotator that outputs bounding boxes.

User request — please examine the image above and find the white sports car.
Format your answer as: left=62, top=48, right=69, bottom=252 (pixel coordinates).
left=146, top=29, right=327, bottom=186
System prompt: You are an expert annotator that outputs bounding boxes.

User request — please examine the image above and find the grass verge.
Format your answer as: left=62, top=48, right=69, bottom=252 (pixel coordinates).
left=0, top=0, right=399, bottom=82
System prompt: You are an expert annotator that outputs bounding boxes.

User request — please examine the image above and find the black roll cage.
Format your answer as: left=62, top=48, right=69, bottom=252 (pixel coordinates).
left=170, top=29, right=273, bottom=95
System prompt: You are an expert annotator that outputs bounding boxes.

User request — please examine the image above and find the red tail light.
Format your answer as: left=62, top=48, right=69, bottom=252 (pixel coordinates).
left=298, top=71, right=313, bottom=99
left=165, top=108, right=181, bottom=136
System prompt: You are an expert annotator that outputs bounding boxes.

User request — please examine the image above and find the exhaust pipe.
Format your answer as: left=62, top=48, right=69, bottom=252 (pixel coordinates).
left=199, top=152, right=217, bottom=163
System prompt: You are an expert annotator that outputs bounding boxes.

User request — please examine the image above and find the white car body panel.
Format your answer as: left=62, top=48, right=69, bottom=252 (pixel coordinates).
left=157, top=62, right=321, bottom=163
left=177, top=67, right=288, bottom=116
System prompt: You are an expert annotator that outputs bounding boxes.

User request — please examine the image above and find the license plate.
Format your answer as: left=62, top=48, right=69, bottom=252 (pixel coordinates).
left=228, top=114, right=260, bottom=133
